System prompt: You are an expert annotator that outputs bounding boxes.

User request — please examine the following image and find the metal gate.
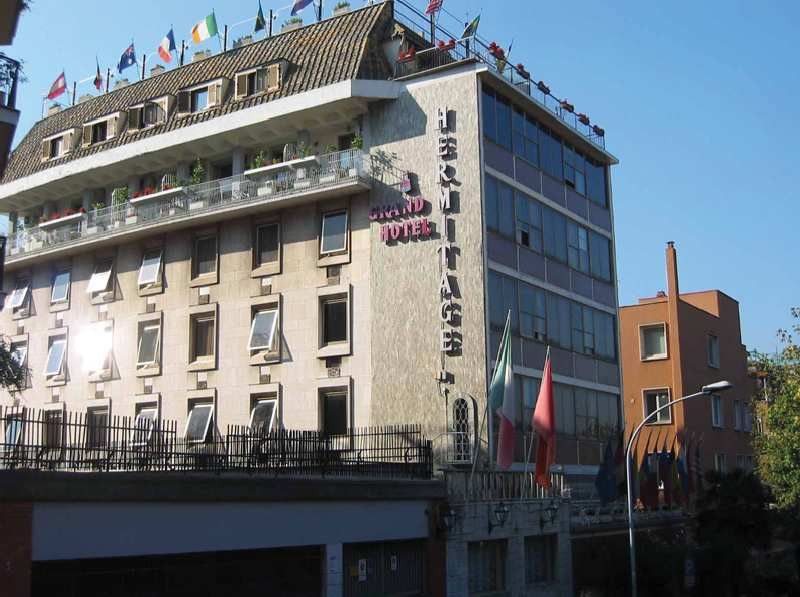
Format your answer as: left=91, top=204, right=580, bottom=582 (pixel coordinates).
left=343, top=539, right=426, bottom=597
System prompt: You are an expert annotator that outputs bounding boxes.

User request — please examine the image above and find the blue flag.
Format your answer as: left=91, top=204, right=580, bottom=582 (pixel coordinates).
left=594, top=437, right=617, bottom=505
left=118, top=43, right=137, bottom=74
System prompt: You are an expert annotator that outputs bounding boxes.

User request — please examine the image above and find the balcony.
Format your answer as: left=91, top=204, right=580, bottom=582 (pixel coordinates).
left=0, top=405, right=433, bottom=480
left=5, top=149, right=370, bottom=265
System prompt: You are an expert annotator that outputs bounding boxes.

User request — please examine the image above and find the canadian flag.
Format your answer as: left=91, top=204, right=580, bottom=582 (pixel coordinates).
left=47, top=72, right=67, bottom=100
left=533, top=349, right=556, bottom=487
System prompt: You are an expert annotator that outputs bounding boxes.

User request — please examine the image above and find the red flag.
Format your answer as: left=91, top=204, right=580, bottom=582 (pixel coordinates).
left=47, top=71, right=67, bottom=100
left=425, top=0, right=444, bottom=16
left=532, top=350, right=555, bottom=487
left=93, top=61, right=103, bottom=91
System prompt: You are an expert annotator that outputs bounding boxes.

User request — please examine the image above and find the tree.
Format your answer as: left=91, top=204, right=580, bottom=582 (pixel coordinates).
left=750, top=307, right=800, bottom=509
left=0, top=337, right=25, bottom=391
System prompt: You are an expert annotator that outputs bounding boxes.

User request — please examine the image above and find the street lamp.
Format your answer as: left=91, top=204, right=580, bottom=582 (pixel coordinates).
left=625, top=380, right=733, bottom=597
left=487, top=502, right=510, bottom=534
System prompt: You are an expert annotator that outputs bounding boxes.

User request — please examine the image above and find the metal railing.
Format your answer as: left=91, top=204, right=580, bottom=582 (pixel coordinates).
left=445, top=469, right=567, bottom=503
left=6, top=148, right=369, bottom=260
left=0, top=53, right=20, bottom=110
left=392, top=0, right=606, bottom=149
left=0, top=406, right=433, bottom=479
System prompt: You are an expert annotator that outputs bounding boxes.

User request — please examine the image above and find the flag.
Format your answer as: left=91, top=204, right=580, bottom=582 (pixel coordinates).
left=671, top=447, right=683, bottom=506
left=694, top=440, right=704, bottom=493
left=93, top=61, right=103, bottom=91
left=255, top=1, right=266, bottom=33
left=462, top=14, right=480, bottom=38
left=192, top=13, right=219, bottom=44
left=594, top=437, right=616, bottom=505
left=489, top=313, right=515, bottom=470
left=47, top=71, right=67, bottom=100
left=658, top=449, right=672, bottom=507
left=158, top=28, right=176, bottom=63
left=117, top=43, right=137, bottom=74
left=532, top=349, right=556, bottom=487
left=425, top=0, right=444, bottom=16
left=676, top=441, right=689, bottom=503
left=614, top=433, right=626, bottom=497
left=640, top=453, right=659, bottom=509
left=291, top=0, right=314, bottom=16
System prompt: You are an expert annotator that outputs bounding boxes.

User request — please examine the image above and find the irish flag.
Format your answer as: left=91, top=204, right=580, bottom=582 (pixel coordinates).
left=489, top=312, right=516, bottom=470
left=532, top=349, right=556, bottom=487
left=191, top=13, right=218, bottom=44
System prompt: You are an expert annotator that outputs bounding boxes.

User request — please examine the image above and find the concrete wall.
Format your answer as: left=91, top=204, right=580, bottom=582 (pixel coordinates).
left=366, top=68, right=488, bottom=438
left=1, top=193, right=372, bottom=432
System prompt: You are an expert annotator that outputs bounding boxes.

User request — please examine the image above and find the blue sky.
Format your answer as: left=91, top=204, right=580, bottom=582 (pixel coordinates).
left=6, top=0, right=798, bottom=353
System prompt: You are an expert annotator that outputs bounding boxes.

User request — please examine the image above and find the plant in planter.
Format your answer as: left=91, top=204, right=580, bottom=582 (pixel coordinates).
left=350, top=134, right=363, bottom=150
left=282, top=16, right=302, bottom=31
left=92, top=201, right=106, bottom=211
left=250, top=150, right=268, bottom=170
left=190, top=158, right=206, bottom=185
left=323, top=143, right=338, bottom=155
left=333, top=1, right=350, bottom=15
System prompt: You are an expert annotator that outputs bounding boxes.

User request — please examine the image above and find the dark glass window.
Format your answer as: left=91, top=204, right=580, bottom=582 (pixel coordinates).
left=519, top=282, right=546, bottom=341
left=481, top=87, right=497, bottom=143
left=571, top=303, right=594, bottom=355
left=538, top=125, right=563, bottom=180
left=575, top=388, right=598, bottom=438
left=525, top=535, right=556, bottom=584
left=563, top=144, right=586, bottom=195
left=192, top=315, right=215, bottom=359
left=567, top=221, right=589, bottom=273
left=542, top=207, right=567, bottom=262
left=586, top=158, right=607, bottom=207
left=495, top=95, right=512, bottom=150
left=322, top=392, right=347, bottom=436
left=546, top=293, right=571, bottom=350
left=589, top=231, right=612, bottom=281
left=512, top=109, right=539, bottom=165
left=322, top=298, right=347, bottom=344
left=86, top=408, right=109, bottom=449
left=485, top=176, right=514, bottom=237
left=597, top=392, right=620, bottom=437
left=91, top=121, right=108, bottom=144
left=190, top=88, right=208, bottom=112
left=488, top=271, right=518, bottom=332
left=593, top=311, right=616, bottom=360
left=194, top=236, right=217, bottom=277
left=516, top=192, right=542, bottom=252
left=43, top=411, right=63, bottom=449
left=257, top=223, right=280, bottom=266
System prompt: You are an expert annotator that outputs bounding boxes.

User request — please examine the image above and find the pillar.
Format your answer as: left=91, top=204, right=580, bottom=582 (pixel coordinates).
left=81, top=190, right=93, bottom=212
left=556, top=502, right=574, bottom=597
left=0, top=502, right=32, bottom=597
left=324, top=543, right=343, bottom=597
left=232, top=148, right=246, bottom=176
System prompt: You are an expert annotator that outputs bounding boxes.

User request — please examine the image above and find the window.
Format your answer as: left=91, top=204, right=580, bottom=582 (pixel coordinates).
left=487, top=271, right=518, bottom=332
left=321, top=391, right=348, bottom=436
left=468, top=540, right=506, bottom=594
left=48, top=135, right=64, bottom=158
left=597, top=391, right=620, bottom=437
left=78, top=322, right=113, bottom=376
left=87, top=259, right=113, bottom=294
left=542, top=207, right=567, bottom=262
left=589, top=231, right=612, bottom=282
left=191, top=314, right=216, bottom=361
left=586, top=158, right=607, bottom=207
left=137, top=322, right=161, bottom=367
left=185, top=402, right=214, bottom=443
left=133, top=406, right=158, bottom=447
left=43, top=410, right=63, bottom=449
left=538, top=125, right=563, bottom=180
left=644, top=389, right=671, bottom=424
left=10, top=342, right=27, bottom=369
left=45, top=337, right=67, bottom=378
left=743, top=406, right=753, bottom=432
left=563, top=144, right=586, bottom=195
left=525, top=535, right=555, bottom=584
left=321, top=297, right=347, bottom=345
left=519, top=283, right=546, bottom=341
left=571, top=303, right=594, bottom=355
left=512, top=109, right=540, bottom=165
left=734, top=400, right=742, bottom=431
left=138, top=249, right=163, bottom=287
left=320, top=210, right=348, bottom=255
left=86, top=408, right=109, bottom=449
left=575, top=388, right=599, bottom=437
left=485, top=176, right=514, bottom=238
left=193, top=235, right=217, bottom=278
left=4, top=414, right=23, bottom=446
left=8, top=279, right=30, bottom=310
left=190, top=87, right=209, bottom=112
left=707, top=334, right=720, bottom=368
left=42, top=131, right=74, bottom=160
left=128, top=101, right=167, bottom=131
left=711, top=394, right=723, bottom=428
left=249, top=308, right=278, bottom=351
left=51, top=270, right=71, bottom=304
left=546, top=293, right=571, bottom=350
left=256, top=223, right=280, bottom=267
left=554, top=384, right=576, bottom=436
left=235, top=67, right=270, bottom=98
left=516, top=191, right=542, bottom=251
left=714, top=453, right=727, bottom=473
left=640, top=324, right=667, bottom=360
left=91, top=120, right=107, bottom=144
left=567, top=222, right=589, bottom=273
left=495, top=94, right=512, bottom=150
left=594, top=311, right=616, bottom=361
left=482, top=87, right=497, bottom=143
left=250, top=398, right=277, bottom=434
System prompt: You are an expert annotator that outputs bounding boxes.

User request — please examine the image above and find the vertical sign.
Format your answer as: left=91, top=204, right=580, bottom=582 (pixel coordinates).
left=437, top=105, right=459, bottom=397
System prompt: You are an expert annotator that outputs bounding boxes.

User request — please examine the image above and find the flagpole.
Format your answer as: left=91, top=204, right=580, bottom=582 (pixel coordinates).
left=521, top=345, right=549, bottom=501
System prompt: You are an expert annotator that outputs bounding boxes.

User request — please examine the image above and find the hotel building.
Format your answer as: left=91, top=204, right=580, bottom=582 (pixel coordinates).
left=0, top=2, right=620, bottom=595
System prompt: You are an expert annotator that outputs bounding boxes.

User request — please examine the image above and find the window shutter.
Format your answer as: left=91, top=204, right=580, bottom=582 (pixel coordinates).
left=128, top=107, right=141, bottom=131
left=65, top=130, right=75, bottom=153
left=82, top=125, right=92, bottom=146
left=235, top=73, right=248, bottom=98
left=256, top=68, right=267, bottom=92
left=107, top=115, right=118, bottom=139
left=208, top=83, right=220, bottom=106
left=177, top=90, right=190, bottom=113
left=267, top=64, right=281, bottom=91
left=42, top=140, right=50, bottom=160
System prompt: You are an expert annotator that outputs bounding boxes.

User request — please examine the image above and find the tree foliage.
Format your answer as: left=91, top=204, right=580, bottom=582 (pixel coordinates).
left=750, top=307, right=800, bottom=509
left=0, top=337, right=25, bottom=391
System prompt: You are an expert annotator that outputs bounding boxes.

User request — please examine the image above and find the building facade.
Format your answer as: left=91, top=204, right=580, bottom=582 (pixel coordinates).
left=0, top=2, right=620, bottom=595
left=619, top=242, right=754, bottom=473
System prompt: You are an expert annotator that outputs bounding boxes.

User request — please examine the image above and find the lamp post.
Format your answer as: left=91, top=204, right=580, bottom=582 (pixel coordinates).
left=625, top=380, right=733, bottom=597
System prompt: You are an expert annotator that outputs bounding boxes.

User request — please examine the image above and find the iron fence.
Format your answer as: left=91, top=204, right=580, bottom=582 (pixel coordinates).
left=0, top=53, right=20, bottom=110
left=0, top=406, right=433, bottom=479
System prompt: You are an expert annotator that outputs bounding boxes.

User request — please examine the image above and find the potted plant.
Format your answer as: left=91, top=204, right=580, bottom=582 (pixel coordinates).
left=188, top=158, right=207, bottom=210
left=282, top=16, right=302, bottom=32
left=350, top=134, right=363, bottom=150
left=250, top=150, right=268, bottom=170
left=333, top=1, right=350, bottom=16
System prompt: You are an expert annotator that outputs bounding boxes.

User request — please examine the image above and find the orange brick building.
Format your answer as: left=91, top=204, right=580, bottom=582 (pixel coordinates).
left=619, top=242, right=753, bottom=474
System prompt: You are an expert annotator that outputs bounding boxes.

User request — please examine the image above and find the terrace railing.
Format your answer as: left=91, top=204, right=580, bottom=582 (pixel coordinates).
left=445, top=469, right=567, bottom=503
left=0, top=406, right=433, bottom=480
left=0, top=53, right=20, bottom=111
left=6, top=148, right=369, bottom=261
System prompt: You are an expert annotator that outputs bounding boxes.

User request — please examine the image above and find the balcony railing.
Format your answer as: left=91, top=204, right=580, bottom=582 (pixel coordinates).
left=0, top=53, right=20, bottom=111
left=445, top=470, right=567, bottom=503
left=392, top=0, right=605, bottom=149
left=0, top=406, right=433, bottom=480
left=6, top=148, right=369, bottom=261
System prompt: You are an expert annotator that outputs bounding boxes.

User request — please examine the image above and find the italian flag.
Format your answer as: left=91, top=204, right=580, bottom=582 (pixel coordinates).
left=489, top=312, right=516, bottom=470
left=192, top=13, right=218, bottom=44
